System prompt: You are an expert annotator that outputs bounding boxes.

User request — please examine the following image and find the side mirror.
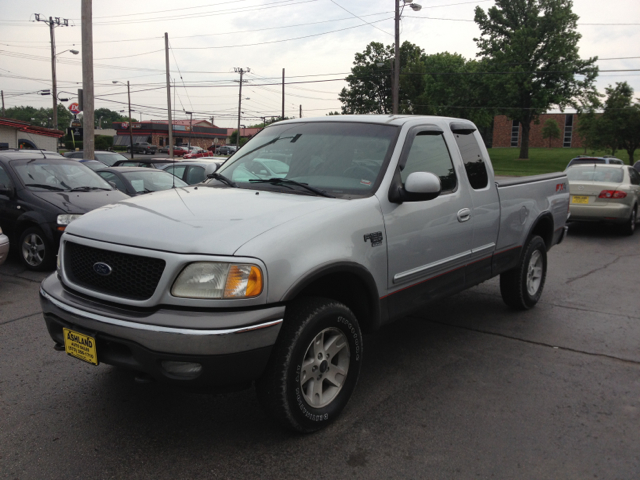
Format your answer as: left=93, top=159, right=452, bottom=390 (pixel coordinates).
left=390, top=172, right=441, bottom=203
left=0, top=183, right=14, bottom=197
left=107, top=181, right=118, bottom=191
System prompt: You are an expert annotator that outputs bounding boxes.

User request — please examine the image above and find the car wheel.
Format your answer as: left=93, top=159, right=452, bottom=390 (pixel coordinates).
left=19, top=226, right=54, bottom=271
left=256, top=297, right=362, bottom=433
left=622, top=206, right=637, bottom=236
left=499, top=235, right=547, bottom=310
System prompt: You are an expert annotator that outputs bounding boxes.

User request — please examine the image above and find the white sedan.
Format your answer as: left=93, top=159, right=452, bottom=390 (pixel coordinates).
left=567, top=164, right=640, bottom=235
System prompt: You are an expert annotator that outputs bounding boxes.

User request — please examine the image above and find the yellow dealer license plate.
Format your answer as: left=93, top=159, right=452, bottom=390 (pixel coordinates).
left=572, top=195, right=589, bottom=204
left=63, top=328, right=98, bottom=365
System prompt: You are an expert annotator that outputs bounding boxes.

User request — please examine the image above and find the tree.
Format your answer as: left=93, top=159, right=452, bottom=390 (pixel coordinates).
left=600, top=82, right=640, bottom=164
left=94, top=108, right=129, bottom=129
left=474, top=0, right=598, bottom=159
left=5, top=104, right=72, bottom=131
left=542, top=119, right=561, bottom=147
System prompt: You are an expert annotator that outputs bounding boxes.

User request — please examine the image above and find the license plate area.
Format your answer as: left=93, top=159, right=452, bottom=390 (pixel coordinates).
left=572, top=195, right=589, bottom=204
left=63, top=328, right=98, bottom=365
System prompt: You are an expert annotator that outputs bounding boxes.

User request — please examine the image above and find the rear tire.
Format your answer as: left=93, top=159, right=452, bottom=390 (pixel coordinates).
left=256, top=297, right=362, bottom=433
left=500, top=235, right=547, bottom=310
left=622, top=206, right=637, bottom=236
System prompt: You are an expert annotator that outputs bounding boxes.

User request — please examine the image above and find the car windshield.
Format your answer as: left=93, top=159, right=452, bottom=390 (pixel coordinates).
left=12, top=160, right=113, bottom=191
left=567, top=166, right=624, bottom=183
left=81, top=160, right=108, bottom=171
left=121, top=170, right=188, bottom=192
left=95, top=152, right=128, bottom=166
left=215, top=122, right=398, bottom=198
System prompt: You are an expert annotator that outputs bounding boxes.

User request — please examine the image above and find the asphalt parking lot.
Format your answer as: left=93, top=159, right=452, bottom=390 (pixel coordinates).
left=1, top=223, right=639, bottom=479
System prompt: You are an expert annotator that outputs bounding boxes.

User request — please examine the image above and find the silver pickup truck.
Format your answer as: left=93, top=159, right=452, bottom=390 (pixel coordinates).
left=40, top=115, right=569, bottom=432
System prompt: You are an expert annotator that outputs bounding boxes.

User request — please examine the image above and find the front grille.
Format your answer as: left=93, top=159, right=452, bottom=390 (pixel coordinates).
left=64, top=242, right=166, bottom=300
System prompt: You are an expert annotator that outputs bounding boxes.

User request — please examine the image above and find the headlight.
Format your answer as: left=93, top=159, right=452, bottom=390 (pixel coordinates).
left=57, top=214, right=83, bottom=226
left=171, top=262, right=263, bottom=299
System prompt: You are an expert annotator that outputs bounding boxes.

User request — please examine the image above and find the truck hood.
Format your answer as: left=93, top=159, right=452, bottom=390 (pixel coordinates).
left=66, top=187, right=340, bottom=255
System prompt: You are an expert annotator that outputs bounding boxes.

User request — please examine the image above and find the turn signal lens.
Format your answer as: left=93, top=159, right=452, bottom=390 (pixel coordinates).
left=598, top=190, right=626, bottom=199
left=224, top=265, right=263, bottom=298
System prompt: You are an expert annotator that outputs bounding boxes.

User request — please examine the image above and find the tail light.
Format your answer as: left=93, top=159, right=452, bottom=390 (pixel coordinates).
left=598, top=190, right=626, bottom=199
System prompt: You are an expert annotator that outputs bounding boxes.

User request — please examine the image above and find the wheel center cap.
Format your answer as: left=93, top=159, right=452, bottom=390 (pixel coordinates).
left=319, top=360, right=328, bottom=373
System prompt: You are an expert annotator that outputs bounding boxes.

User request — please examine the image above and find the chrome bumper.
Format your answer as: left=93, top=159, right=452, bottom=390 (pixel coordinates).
left=40, top=274, right=284, bottom=356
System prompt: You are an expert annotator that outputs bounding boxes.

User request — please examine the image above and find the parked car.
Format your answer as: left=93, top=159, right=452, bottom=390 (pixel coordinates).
left=566, top=156, right=625, bottom=169
left=567, top=164, right=640, bottom=234
left=173, top=146, right=188, bottom=156
left=215, top=146, right=237, bottom=156
left=96, top=167, right=188, bottom=196
left=77, top=159, right=109, bottom=171
left=161, top=160, right=222, bottom=184
left=0, top=226, right=8, bottom=266
left=40, top=115, right=570, bottom=432
left=183, top=149, right=215, bottom=160
left=634, top=160, right=640, bottom=174
left=126, top=142, right=158, bottom=155
left=113, top=158, right=180, bottom=169
left=0, top=151, right=129, bottom=270
left=64, top=150, right=129, bottom=166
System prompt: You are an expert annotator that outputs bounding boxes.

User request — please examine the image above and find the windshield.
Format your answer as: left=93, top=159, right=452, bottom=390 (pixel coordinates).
left=567, top=166, right=624, bottom=183
left=12, top=160, right=113, bottom=191
left=215, top=122, right=398, bottom=198
left=95, top=152, right=128, bottom=166
left=121, top=170, right=188, bottom=193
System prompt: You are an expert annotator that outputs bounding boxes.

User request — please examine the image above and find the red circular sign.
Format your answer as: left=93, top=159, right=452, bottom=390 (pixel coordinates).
left=68, top=103, right=80, bottom=114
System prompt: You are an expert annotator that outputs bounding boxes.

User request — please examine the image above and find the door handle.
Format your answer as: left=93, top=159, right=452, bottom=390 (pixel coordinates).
left=457, top=208, right=471, bottom=222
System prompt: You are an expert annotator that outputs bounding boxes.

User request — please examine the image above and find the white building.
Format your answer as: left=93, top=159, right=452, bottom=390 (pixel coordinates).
left=0, top=117, right=65, bottom=151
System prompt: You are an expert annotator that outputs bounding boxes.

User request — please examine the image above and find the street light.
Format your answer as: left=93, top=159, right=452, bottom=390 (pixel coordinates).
left=51, top=49, right=79, bottom=132
left=113, top=80, right=134, bottom=159
left=185, top=111, right=193, bottom=150
left=394, top=0, right=421, bottom=114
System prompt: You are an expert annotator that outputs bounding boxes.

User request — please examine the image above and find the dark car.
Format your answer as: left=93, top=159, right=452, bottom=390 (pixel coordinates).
left=113, top=158, right=180, bottom=169
left=64, top=150, right=129, bottom=166
left=78, top=159, right=109, bottom=171
left=96, top=167, right=188, bottom=196
left=0, top=151, right=129, bottom=270
left=215, top=146, right=237, bottom=156
left=161, top=160, right=222, bottom=185
left=634, top=160, right=640, bottom=174
left=126, top=142, right=158, bottom=155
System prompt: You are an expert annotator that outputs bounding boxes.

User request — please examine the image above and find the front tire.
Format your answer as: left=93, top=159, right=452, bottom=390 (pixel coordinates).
left=256, top=298, right=363, bottom=433
left=19, top=226, right=54, bottom=271
left=500, top=235, right=547, bottom=310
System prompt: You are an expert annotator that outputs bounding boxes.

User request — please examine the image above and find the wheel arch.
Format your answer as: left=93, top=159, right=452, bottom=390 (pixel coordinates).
left=527, top=211, right=555, bottom=251
left=281, top=262, right=382, bottom=334
left=16, top=212, right=54, bottom=243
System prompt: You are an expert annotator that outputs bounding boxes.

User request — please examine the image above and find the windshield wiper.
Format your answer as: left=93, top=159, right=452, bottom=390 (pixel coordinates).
left=207, top=172, right=237, bottom=188
left=24, top=183, right=65, bottom=191
left=248, top=178, right=335, bottom=198
left=69, top=186, right=112, bottom=192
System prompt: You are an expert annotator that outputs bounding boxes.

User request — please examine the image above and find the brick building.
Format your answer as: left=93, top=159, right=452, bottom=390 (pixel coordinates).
left=492, top=113, right=584, bottom=149
left=113, top=119, right=227, bottom=149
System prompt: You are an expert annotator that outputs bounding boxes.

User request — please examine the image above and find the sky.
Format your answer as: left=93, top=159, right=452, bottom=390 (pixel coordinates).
left=1, top=0, right=639, bottom=128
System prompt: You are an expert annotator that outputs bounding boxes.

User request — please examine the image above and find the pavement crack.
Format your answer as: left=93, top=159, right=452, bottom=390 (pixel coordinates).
left=565, top=256, right=622, bottom=284
left=0, top=311, right=42, bottom=326
left=418, top=318, right=640, bottom=366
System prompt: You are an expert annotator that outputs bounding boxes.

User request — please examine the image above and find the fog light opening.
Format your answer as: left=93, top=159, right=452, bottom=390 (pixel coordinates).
left=160, top=360, right=203, bottom=379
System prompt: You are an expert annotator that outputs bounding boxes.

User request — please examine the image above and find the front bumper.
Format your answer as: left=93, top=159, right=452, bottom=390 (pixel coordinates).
left=40, top=274, right=284, bottom=386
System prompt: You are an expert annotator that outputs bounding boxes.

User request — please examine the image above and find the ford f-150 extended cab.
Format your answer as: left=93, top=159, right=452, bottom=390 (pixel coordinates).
left=40, top=115, right=570, bottom=432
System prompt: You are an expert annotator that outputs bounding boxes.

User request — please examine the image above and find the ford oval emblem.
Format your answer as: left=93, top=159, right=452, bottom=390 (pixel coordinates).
left=93, top=262, right=112, bottom=276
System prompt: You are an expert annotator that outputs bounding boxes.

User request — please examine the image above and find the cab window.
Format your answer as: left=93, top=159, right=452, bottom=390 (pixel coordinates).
left=401, top=132, right=457, bottom=192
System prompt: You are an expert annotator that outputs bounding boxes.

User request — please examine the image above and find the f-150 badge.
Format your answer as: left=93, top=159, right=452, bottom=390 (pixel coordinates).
left=364, top=232, right=383, bottom=247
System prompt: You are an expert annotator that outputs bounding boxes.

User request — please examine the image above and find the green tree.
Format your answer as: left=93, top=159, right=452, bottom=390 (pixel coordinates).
left=541, top=119, right=561, bottom=147
left=474, top=0, right=598, bottom=159
left=5, top=104, right=72, bottom=130
left=94, top=108, right=129, bottom=128
left=600, top=82, right=640, bottom=164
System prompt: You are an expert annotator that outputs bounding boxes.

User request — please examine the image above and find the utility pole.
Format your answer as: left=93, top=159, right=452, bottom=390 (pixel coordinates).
left=1, top=90, right=4, bottom=116
left=34, top=14, right=71, bottom=135
left=164, top=32, right=173, bottom=157
left=393, top=0, right=400, bottom=115
left=185, top=111, right=193, bottom=149
left=299, top=105, right=302, bottom=118
left=127, top=81, right=133, bottom=159
left=282, top=68, right=285, bottom=120
left=81, top=0, right=95, bottom=160
left=234, top=67, right=250, bottom=150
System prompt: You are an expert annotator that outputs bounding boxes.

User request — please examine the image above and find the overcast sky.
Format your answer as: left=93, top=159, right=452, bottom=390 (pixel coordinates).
left=1, top=0, right=639, bottom=128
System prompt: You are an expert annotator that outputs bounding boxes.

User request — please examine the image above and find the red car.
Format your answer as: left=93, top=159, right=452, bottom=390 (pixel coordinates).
left=172, top=146, right=188, bottom=156
left=184, top=150, right=214, bottom=159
